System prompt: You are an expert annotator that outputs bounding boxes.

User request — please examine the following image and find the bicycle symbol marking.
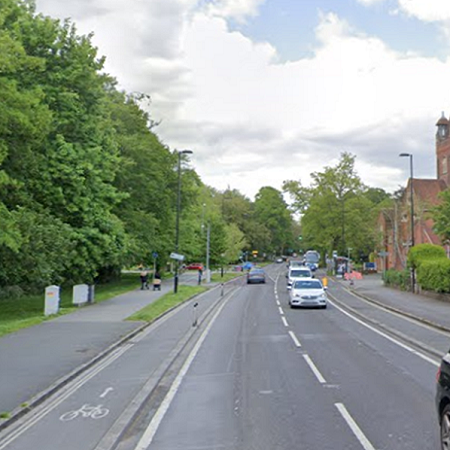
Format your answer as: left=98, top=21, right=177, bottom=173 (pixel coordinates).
left=59, top=404, right=109, bottom=421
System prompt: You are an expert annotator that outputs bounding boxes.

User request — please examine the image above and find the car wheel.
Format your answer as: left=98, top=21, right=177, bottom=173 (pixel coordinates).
left=441, top=404, right=450, bottom=450
left=322, top=305, right=327, bottom=309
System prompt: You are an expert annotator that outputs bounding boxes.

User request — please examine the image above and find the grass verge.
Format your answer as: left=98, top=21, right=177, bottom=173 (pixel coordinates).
left=209, top=272, right=244, bottom=283
left=127, top=285, right=207, bottom=323
left=0, top=273, right=140, bottom=338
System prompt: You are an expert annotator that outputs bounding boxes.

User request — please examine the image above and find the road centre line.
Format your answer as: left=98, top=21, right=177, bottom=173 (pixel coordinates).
left=327, top=296, right=439, bottom=367
left=303, top=354, right=326, bottom=383
left=276, top=300, right=280, bottom=306
left=278, top=306, right=284, bottom=315
left=133, top=284, right=234, bottom=450
left=281, top=316, right=289, bottom=327
left=288, top=330, right=302, bottom=348
left=335, top=403, right=376, bottom=450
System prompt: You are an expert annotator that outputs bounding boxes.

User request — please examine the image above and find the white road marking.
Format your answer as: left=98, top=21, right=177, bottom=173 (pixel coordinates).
left=99, top=387, right=114, bottom=398
left=278, top=306, right=284, bottom=315
left=281, top=316, right=289, bottom=327
left=288, top=330, right=302, bottom=347
left=328, top=296, right=439, bottom=367
left=335, top=403, right=376, bottom=450
left=303, top=354, right=326, bottom=383
left=276, top=299, right=280, bottom=306
left=133, top=288, right=233, bottom=450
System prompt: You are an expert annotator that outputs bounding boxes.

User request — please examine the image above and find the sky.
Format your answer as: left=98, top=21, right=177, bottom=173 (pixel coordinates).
left=34, top=0, right=450, bottom=200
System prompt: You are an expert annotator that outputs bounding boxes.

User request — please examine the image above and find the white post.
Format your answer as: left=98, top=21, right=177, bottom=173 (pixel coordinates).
left=206, top=223, right=211, bottom=283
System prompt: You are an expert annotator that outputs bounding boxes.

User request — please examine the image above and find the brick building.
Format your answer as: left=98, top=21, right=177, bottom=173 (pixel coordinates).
left=376, top=113, right=450, bottom=271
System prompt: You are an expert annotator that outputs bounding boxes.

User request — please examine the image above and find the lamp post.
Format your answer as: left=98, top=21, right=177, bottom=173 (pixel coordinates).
left=174, top=149, right=193, bottom=293
left=399, top=152, right=415, bottom=292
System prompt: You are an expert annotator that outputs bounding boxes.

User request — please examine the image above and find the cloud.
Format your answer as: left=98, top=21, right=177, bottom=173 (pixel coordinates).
left=205, top=0, right=267, bottom=22
left=396, top=0, right=450, bottom=23
left=34, top=1, right=449, bottom=199
left=355, top=0, right=386, bottom=6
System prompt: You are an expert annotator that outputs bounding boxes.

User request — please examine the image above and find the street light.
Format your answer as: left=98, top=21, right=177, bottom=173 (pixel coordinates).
left=174, top=149, right=193, bottom=293
left=399, top=152, right=415, bottom=292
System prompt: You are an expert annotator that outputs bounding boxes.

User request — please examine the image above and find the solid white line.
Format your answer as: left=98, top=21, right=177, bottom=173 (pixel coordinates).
left=335, top=403, right=376, bottom=450
left=327, top=296, right=439, bottom=367
left=303, top=354, right=326, bottom=383
left=133, top=289, right=233, bottom=450
left=278, top=306, right=284, bottom=315
left=288, top=330, right=301, bottom=347
left=281, top=316, right=289, bottom=327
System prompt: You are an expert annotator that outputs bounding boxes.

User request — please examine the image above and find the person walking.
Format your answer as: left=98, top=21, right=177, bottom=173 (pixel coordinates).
left=153, top=270, right=162, bottom=291
left=140, top=269, right=149, bottom=290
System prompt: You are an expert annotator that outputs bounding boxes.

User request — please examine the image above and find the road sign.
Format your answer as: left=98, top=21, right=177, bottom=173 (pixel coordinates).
left=170, top=252, right=185, bottom=261
left=378, top=251, right=389, bottom=257
left=152, top=252, right=158, bottom=259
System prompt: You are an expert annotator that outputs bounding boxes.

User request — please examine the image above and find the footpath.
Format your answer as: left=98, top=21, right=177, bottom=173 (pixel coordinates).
left=0, top=271, right=214, bottom=421
left=341, top=273, right=450, bottom=333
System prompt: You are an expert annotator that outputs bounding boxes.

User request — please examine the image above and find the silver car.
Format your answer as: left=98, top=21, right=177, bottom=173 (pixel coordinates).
left=289, top=279, right=327, bottom=309
left=287, top=267, right=313, bottom=290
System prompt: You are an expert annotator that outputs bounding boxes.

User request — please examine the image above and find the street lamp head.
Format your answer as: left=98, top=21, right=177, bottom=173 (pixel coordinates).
left=179, top=149, right=193, bottom=155
left=399, top=153, right=411, bottom=157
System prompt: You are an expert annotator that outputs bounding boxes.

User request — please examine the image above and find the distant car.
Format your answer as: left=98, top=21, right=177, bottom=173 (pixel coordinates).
left=247, top=268, right=266, bottom=284
left=186, top=263, right=203, bottom=271
left=289, top=260, right=304, bottom=268
left=289, top=278, right=327, bottom=308
left=287, top=267, right=313, bottom=290
left=436, top=351, right=450, bottom=448
left=276, top=257, right=283, bottom=263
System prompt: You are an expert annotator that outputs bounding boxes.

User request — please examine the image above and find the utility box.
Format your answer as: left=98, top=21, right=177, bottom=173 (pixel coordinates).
left=44, top=285, right=60, bottom=316
left=73, top=284, right=89, bottom=306
left=88, top=285, right=95, bottom=304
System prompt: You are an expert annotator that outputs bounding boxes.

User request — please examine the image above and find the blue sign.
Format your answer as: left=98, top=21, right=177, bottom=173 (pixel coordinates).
left=152, top=252, right=159, bottom=259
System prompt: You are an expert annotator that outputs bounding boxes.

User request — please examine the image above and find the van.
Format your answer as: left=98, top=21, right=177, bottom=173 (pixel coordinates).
left=287, top=267, right=313, bottom=290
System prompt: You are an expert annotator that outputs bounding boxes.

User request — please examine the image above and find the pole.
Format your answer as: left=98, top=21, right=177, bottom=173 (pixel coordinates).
left=206, top=223, right=211, bottom=283
left=410, top=154, right=415, bottom=293
left=174, top=152, right=182, bottom=293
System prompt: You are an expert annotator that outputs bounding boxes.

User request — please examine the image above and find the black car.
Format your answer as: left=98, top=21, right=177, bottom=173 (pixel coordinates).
left=436, top=351, right=450, bottom=448
left=246, top=268, right=266, bottom=284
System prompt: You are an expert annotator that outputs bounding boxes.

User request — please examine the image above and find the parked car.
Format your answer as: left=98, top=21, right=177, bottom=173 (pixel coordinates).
left=186, top=263, right=204, bottom=271
left=436, top=351, right=450, bottom=448
left=287, top=267, right=313, bottom=290
left=247, top=268, right=266, bottom=284
left=289, top=278, right=327, bottom=308
left=275, top=257, right=283, bottom=263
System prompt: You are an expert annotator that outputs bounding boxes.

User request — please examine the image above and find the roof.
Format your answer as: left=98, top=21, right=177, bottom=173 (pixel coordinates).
left=437, top=116, right=449, bottom=126
left=406, top=178, right=447, bottom=206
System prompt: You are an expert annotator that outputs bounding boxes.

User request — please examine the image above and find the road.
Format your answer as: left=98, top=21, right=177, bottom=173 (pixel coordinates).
left=0, top=265, right=444, bottom=449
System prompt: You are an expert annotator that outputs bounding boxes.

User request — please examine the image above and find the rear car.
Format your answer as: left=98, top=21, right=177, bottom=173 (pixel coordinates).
left=289, top=278, right=327, bottom=308
left=247, top=268, right=266, bottom=284
left=287, top=267, right=313, bottom=290
left=186, top=263, right=203, bottom=270
left=436, top=352, right=450, bottom=448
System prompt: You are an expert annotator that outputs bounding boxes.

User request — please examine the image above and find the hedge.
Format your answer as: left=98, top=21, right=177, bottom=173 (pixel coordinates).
left=407, top=244, right=446, bottom=269
left=383, top=269, right=411, bottom=291
left=416, top=259, right=450, bottom=293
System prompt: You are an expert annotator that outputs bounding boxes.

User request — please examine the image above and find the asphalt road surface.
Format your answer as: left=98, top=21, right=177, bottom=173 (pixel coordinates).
left=0, top=265, right=443, bottom=449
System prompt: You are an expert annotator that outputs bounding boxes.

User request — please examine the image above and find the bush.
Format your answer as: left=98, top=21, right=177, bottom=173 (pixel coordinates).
left=416, top=259, right=450, bottom=293
left=382, top=269, right=411, bottom=290
left=407, top=244, right=446, bottom=269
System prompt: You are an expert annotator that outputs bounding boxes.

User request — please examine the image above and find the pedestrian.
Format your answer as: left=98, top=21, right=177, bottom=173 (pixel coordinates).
left=153, top=270, right=162, bottom=291
left=198, top=268, right=203, bottom=285
left=140, top=269, right=149, bottom=290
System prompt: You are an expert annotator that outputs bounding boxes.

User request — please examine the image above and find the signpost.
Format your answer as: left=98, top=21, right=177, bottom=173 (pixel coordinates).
left=170, top=252, right=185, bottom=261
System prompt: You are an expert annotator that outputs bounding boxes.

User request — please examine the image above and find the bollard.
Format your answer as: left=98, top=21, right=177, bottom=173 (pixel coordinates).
left=221, top=283, right=224, bottom=297
left=192, top=302, right=199, bottom=327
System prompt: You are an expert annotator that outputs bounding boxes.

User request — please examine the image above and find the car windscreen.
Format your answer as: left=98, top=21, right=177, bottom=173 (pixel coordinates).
left=250, top=269, right=264, bottom=274
left=293, top=280, right=322, bottom=289
left=290, top=270, right=311, bottom=277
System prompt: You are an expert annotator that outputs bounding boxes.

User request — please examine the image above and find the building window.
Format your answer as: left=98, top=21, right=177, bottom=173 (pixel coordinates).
left=443, top=157, right=448, bottom=175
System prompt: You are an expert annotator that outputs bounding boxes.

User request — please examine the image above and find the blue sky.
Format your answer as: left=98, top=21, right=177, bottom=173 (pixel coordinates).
left=229, top=0, right=442, bottom=62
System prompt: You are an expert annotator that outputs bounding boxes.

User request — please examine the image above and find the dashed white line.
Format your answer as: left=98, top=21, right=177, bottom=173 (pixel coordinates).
left=303, top=354, right=326, bottom=383
left=335, top=403, right=376, bottom=450
left=276, top=300, right=280, bottom=306
left=288, top=330, right=302, bottom=347
left=281, top=316, right=289, bottom=327
left=278, top=306, right=284, bottom=315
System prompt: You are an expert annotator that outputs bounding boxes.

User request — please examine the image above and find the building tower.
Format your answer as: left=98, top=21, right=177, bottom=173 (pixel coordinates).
left=436, top=112, right=450, bottom=186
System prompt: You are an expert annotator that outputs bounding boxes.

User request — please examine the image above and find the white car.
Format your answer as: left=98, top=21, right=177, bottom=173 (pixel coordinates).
left=289, top=278, right=327, bottom=309
left=287, top=267, right=313, bottom=290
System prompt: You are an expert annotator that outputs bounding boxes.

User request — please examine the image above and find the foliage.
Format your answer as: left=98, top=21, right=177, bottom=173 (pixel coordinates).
left=382, top=269, right=411, bottom=291
left=416, top=259, right=450, bottom=293
left=407, top=244, right=446, bottom=270
left=433, top=189, right=450, bottom=242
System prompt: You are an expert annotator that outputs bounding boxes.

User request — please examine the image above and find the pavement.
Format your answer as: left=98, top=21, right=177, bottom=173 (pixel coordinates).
left=338, top=272, right=450, bottom=332
left=0, top=271, right=216, bottom=422
left=1, top=267, right=450, bottom=428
